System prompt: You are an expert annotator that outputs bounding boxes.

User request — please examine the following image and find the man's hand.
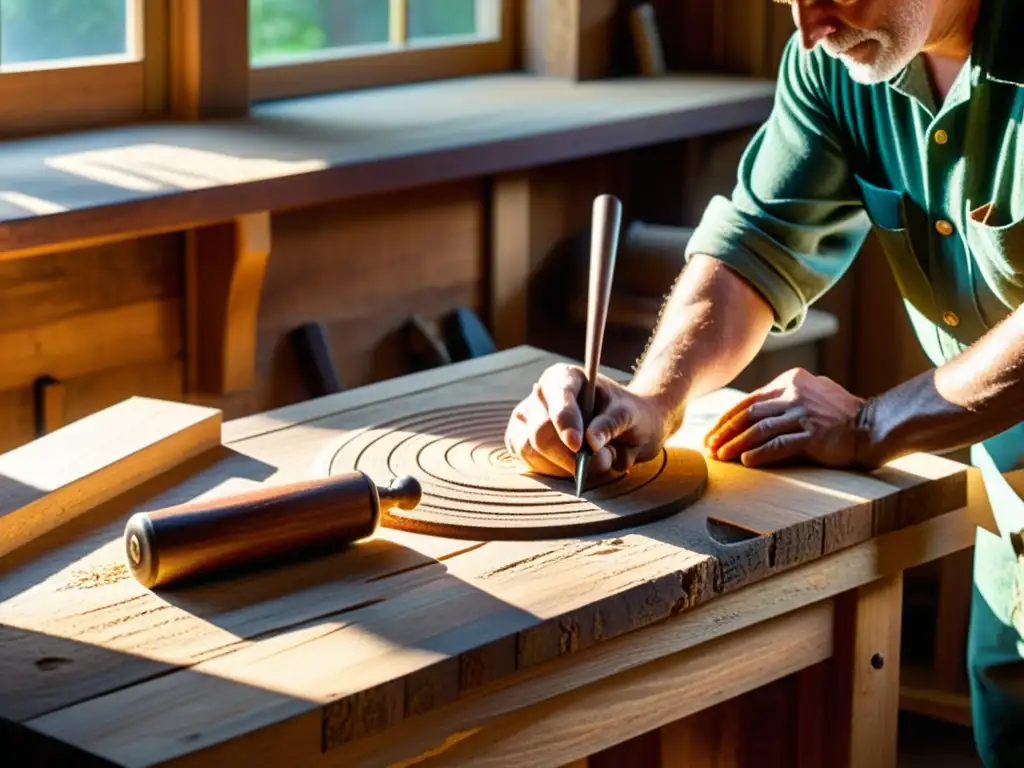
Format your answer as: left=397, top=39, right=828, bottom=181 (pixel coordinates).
left=703, top=367, right=866, bottom=468
left=505, top=363, right=673, bottom=477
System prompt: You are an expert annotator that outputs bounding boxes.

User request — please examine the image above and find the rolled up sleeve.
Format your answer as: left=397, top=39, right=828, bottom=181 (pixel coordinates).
left=685, top=36, right=870, bottom=333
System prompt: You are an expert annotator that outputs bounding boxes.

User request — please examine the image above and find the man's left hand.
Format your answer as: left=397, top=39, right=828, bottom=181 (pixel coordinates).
left=703, top=368, right=866, bottom=468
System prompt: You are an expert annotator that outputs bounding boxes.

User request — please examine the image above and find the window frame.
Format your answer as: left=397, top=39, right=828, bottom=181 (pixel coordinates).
left=249, top=0, right=518, bottom=103
left=0, top=0, right=168, bottom=139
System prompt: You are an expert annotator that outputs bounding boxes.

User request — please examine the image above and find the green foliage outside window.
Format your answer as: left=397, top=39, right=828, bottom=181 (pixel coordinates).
left=0, top=0, right=481, bottom=68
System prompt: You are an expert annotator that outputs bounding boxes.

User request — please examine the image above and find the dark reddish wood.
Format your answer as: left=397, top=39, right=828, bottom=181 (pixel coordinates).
left=123, top=471, right=421, bottom=588
left=318, top=400, right=707, bottom=540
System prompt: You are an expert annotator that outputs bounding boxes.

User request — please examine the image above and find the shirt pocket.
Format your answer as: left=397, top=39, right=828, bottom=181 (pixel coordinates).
left=853, top=174, right=936, bottom=319
left=966, top=203, right=1024, bottom=306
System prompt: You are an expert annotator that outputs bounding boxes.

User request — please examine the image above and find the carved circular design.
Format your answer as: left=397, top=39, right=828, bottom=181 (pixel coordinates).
left=316, top=400, right=707, bottom=540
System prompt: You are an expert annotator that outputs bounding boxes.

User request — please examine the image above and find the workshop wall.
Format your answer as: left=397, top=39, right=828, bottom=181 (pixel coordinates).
left=0, top=0, right=932, bottom=450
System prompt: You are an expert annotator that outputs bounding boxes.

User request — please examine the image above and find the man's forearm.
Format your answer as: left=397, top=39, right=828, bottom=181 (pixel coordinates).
left=858, top=304, right=1024, bottom=467
left=628, top=253, right=775, bottom=431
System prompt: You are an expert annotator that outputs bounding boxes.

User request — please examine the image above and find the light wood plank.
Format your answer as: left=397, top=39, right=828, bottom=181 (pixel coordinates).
left=0, top=397, right=221, bottom=560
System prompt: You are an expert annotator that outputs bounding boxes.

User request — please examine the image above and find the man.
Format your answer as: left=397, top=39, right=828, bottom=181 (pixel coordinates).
left=504, top=0, right=1024, bottom=763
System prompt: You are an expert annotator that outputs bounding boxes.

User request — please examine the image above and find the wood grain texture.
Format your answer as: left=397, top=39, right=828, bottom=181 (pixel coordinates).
left=0, top=299, right=182, bottom=392
left=0, top=74, right=774, bottom=261
left=0, top=348, right=971, bottom=766
left=317, top=400, right=707, bottom=539
left=312, top=496, right=986, bottom=768
left=0, top=396, right=221, bottom=560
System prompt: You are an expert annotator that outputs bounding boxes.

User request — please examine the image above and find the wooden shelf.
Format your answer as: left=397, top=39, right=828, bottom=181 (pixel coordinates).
left=0, top=72, right=774, bottom=261
left=900, top=663, right=973, bottom=729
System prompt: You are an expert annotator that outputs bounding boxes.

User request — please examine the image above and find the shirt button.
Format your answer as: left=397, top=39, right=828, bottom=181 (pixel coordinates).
left=943, top=311, right=960, bottom=327
left=935, top=129, right=949, bottom=144
left=936, top=220, right=954, bottom=236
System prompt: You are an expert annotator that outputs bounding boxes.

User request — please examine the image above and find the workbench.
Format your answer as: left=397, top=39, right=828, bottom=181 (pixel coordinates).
left=0, top=345, right=991, bottom=767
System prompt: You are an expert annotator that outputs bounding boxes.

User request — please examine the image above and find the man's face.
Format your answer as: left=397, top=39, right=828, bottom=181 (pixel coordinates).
left=778, top=0, right=936, bottom=84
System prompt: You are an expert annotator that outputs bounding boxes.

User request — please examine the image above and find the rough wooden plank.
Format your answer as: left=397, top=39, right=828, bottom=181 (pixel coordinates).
left=0, top=397, right=221, bottom=560
left=0, top=74, right=775, bottom=261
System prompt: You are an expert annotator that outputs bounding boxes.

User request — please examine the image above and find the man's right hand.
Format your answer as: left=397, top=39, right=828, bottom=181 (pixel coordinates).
left=504, top=362, right=674, bottom=478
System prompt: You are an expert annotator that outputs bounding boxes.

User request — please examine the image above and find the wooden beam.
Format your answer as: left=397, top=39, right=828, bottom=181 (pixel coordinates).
left=170, top=0, right=250, bottom=119
left=489, top=173, right=534, bottom=348
left=831, top=574, right=905, bottom=767
left=185, top=212, right=272, bottom=396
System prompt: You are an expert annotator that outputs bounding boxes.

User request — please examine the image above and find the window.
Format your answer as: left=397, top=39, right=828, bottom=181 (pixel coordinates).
left=249, top=0, right=515, bottom=102
left=0, top=0, right=166, bottom=138
left=0, top=0, right=135, bottom=70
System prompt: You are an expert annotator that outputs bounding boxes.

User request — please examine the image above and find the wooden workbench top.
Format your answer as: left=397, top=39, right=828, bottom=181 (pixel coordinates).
left=0, top=346, right=967, bottom=766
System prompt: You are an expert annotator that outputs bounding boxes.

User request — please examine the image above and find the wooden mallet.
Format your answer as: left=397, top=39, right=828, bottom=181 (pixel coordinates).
left=123, top=472, right=422, bottom=589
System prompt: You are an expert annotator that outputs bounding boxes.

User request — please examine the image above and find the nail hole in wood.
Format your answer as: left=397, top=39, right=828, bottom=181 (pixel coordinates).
left=871, top=653, right=884, bottom=670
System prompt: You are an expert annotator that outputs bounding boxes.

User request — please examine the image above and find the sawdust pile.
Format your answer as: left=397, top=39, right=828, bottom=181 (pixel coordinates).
left=58, top=563, right=130, bottom=590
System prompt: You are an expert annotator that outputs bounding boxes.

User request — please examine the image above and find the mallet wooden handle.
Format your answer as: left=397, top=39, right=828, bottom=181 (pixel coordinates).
left=123, top=472, right=422, bottom=589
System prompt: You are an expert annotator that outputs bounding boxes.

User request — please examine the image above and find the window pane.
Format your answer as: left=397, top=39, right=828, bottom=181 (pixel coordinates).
left=407, top=0, right=480, bottom=41
left=0, top=0, right=129, bottom=68
left=250, top=0, right=390, bottom=64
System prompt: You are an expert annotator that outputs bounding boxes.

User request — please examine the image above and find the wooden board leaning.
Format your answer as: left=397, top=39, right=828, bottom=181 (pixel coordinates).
left=0, top=346, right=973, bottom=767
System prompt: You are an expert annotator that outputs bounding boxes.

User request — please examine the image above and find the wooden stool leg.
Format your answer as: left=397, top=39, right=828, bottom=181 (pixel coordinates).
left=831, top=573, right=904, bottom=767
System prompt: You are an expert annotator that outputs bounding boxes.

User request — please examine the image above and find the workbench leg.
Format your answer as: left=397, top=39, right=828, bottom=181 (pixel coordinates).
left=832, top=573, right=904, bottom=768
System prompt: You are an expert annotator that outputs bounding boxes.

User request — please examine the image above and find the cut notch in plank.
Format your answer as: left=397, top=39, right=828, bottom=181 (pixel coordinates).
left=185, top=212, right=272, bottom=395
left=0, top=396, right=222, bottom=560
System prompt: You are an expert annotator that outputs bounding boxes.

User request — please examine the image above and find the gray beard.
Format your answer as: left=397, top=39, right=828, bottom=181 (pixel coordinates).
left=820, top=1, right=932, bottom=84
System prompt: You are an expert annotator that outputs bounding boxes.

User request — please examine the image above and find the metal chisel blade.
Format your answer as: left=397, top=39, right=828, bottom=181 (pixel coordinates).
left=574, top=446, right=592, bottom=497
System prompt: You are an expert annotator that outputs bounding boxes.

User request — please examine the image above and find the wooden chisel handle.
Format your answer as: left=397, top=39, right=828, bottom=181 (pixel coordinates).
left=123, top=471, right=422, bottom=589
left=579, top=194, right=623, bottom=424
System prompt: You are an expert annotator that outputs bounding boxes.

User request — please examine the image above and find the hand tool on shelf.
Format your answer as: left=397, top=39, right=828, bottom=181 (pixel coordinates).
left=123, top=471, right=422, bottom=589
left=574, top=194, right=623, bottom=497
